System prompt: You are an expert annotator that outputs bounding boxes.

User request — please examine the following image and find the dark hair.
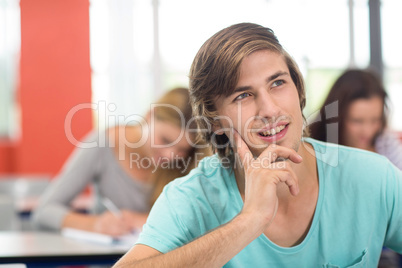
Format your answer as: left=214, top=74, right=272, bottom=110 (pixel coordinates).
left=189, top=22, right=306, bottom=166
left=309, top=69, right=388, bottom=145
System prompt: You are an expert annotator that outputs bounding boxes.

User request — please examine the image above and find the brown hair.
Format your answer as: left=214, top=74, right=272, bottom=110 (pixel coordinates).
left=150, top=87, right=211, bottom=204
left=309, top=69, right=388, bottom=146
left=189, top=22, right=306, bottom=166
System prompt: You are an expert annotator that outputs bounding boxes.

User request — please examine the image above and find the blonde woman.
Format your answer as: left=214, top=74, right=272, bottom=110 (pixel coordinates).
left=33, top=87, right=210, bottom=236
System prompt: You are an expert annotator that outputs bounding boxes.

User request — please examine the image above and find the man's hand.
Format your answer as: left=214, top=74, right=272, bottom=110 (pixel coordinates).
left=233, top=129, right=303, bottom=230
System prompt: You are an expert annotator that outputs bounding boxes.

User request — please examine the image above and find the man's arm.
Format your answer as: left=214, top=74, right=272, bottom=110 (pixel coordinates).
left=113, top=212, right=265, bottom=268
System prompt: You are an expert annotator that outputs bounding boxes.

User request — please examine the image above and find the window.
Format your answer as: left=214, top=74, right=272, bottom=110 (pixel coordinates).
left=89, top=0, right=401, bottom=131
left=0, top=0, right=20, bottom=138
left=382, top=1, right=402, bottom=130
left=90, top=0, right=154, bottom=129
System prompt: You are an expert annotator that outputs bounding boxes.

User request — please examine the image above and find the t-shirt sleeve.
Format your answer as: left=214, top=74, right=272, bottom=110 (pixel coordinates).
left=135, top=182, right=196, bottom=253
left=383, top=162, right=402, bottom=253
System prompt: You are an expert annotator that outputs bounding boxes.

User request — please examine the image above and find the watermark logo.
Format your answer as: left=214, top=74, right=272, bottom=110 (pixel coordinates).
left=64, top=100, right=341, bottom=171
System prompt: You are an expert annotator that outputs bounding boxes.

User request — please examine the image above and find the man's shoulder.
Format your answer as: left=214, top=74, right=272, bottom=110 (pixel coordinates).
left=306, top=139, right=400, bottom=188
left=164, top=154, right=233, bottom=194
left=305, top=137, right=391, bottom=168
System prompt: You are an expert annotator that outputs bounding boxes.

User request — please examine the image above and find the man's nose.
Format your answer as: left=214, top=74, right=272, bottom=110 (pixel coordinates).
left=256, top=91, right=280, bottom=119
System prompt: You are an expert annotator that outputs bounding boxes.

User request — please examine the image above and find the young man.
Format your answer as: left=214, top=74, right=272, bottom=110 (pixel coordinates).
left=114, top=23, right=402, bottom=267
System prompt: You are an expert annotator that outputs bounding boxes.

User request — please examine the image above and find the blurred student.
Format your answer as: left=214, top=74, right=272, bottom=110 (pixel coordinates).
left=311, top=70, right=402, bottom=266
left=32, top=87, right=210, bottom=236
left=310, top=69, right=402, bottom=170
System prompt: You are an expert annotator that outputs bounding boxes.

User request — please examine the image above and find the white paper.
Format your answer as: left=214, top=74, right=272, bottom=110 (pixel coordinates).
left=61, top=227, right=139, bottom=248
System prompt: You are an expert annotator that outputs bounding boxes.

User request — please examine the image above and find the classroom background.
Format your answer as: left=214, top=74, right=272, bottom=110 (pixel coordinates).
left=1, top=0, right=402, bottom=178
left=0, top=0, right=401, bottom=266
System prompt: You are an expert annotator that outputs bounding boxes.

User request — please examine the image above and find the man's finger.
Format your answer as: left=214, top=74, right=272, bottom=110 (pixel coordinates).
left=257, top=144, right=303, bottom=165
left=232, top=128, right=253, bottom=169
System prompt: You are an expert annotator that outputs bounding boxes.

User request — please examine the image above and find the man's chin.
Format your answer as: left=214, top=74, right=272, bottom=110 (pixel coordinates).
left=248, top=139, right=301, bottom=159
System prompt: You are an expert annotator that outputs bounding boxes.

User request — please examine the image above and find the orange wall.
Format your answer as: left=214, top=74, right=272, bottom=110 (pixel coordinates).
left=0, top=0, right=92, bottom=176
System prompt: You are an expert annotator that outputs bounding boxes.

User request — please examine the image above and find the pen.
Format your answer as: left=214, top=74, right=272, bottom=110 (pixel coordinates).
left=102, top=197, right=122, bottom=218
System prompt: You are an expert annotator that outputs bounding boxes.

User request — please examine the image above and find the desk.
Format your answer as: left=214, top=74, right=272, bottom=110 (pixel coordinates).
left=0, top=231, right=130, bottom=267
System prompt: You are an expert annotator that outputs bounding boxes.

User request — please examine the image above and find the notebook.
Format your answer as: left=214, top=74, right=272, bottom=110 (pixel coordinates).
left=61, top=227, right=139, bottom=248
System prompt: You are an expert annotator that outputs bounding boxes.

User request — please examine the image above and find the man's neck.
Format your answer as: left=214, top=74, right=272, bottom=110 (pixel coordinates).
left=234, top=141, right=319, bottom=247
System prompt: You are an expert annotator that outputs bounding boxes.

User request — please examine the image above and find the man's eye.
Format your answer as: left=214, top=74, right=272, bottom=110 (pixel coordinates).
left=272, top=80, right=284, bottom=87
left=235, top=92, right=250, bottom=101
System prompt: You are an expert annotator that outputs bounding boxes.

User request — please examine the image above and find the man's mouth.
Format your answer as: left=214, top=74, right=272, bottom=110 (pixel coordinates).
left=258, top=124, right=287, bottom=137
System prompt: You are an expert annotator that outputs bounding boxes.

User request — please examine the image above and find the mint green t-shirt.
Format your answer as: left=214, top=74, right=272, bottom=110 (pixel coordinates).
left=137, top=138, right=402, bottom=267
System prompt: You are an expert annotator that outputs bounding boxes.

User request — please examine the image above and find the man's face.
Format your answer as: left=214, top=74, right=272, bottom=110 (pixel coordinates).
left=213, top=50, right=304, bottom=158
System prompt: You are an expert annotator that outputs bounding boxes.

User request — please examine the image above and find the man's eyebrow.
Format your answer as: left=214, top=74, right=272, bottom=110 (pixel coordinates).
left=232, top=85, right=251, bottom=94
left=267, top=71, right=289, bottom=83
left=232, top=71, right=290, bottom=93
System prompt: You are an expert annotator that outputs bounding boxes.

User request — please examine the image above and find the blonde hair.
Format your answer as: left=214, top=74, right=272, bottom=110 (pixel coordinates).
left=149, top=87, right=211, bottom=204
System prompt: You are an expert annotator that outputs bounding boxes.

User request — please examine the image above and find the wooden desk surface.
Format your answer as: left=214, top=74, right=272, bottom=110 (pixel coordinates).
left=0, top=231, right=130, bottom=266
